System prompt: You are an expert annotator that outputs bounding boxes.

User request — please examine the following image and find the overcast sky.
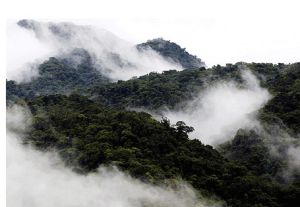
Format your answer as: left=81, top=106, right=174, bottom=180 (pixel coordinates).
left=78, top=16, right=300, bottom=67
left=3, top=0, right=300, bottom=67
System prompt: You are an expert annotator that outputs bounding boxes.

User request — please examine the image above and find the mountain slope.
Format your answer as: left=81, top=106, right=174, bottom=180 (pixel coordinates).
left=7, top=62, right=300, bottom=133
left=22, top=94, right=299, bottom=207
left=137, top=38, right=205, bottom=69
left=6, top=63, right=300, bottom=206
left=7, top=19, right=300, bottom=207
left=15, top=20, right=185, bottom=80
left=7, top=51, right=109, bottom=102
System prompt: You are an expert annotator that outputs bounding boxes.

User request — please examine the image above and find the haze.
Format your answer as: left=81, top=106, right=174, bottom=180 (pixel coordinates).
left=5, top=1, right=300, bottom=68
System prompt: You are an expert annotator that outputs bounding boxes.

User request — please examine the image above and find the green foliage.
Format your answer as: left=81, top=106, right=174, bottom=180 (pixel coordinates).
left=23, top=94, right=299, bottom=207
left=8, top=60, right=300, bottom=130
left=219, top=129, right=282, bottom=177
left=6, top=53, right=300, bottom=207
left=262, top=63, right=300, bottom=134
left=89, top=67, right=224, bottom=110
left=137, top=38, right=205, bottom=68
left=6, top=52, right=108, bottom=102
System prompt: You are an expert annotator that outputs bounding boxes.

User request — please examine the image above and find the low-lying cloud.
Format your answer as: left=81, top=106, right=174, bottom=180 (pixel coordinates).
left=260, top=124, right=300, bottom=181
left=162, top=70, right=271, bottom=145
left=152, top=68, right=299, bottom=180
left=6, top=22, right=56, bottom=83
left=7, top=20, right=182, bottom=83
left=7, top=105, right=221, bottom=207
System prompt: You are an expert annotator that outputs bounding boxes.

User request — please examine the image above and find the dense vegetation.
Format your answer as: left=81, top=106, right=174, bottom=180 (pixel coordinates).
left=219, top=129, right=283, bottom=177
left=261, top=63, right=300, bottom=134
left=22, top=94, right=299, bottom=207
left=6, top=38, right=300, bottom=207
left=137, top=38, right=205, bottom=69
left=7, top=49, right=108, bottom=102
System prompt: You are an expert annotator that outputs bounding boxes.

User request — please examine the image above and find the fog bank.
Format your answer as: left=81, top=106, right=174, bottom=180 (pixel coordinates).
left=162, top=70, right=271, bottom=145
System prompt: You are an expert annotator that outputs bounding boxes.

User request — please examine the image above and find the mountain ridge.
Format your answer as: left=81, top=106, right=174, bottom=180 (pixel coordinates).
left=137, top=38, right=205, bottom=69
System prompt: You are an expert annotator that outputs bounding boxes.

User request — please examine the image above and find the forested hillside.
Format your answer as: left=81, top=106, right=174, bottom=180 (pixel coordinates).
left=19, top=94, right=299, bottom=207
left=13, top=61, right=300, bottom=133
left=6, top=22, right=300, bottom=207
left=137, top=38, right=205, bottom=69
left=6, top=49, right=108, bottom=102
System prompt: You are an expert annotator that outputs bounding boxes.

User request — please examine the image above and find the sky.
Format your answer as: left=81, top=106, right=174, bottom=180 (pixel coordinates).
left=74, top=13, right=300, bottom=67
left=2, top=0, right=300, bottom=67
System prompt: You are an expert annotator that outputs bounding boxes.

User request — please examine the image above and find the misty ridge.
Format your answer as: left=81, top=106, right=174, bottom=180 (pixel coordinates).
left=7, top=19, right=203, bottom=83
left=6, top=19, right=300, bottom=207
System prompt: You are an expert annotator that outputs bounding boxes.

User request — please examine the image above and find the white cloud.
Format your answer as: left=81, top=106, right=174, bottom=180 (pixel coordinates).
left=3, top=0, right=300, bottom=68
left=162, top=70, right=271, bottom=145
left=6, top=20, right=182, bottom=82
left=6, top=22, right=56, bottom=83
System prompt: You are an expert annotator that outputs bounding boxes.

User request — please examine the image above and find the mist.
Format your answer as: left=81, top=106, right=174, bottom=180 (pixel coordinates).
left=286, top=145, right=300, bottom=177
left=161, top=70, right=271, bottom=146
left=260, top=124, right=300, bottom=181
left=6, top=105, right=222, bottom=207
left=6, top=22, right=56, bottom=83
left=7, top=20, right=182, bottom=83
left=155, top=69, right=300, bottom=179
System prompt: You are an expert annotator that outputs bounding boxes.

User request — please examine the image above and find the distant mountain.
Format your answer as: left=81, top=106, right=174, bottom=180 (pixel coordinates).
left=8, top=20, right=208, bottom=102
left=137, top=38, right=205, bottom=69
left=16, top=20, right=188, bottom=80
left=18, top=19, right=94, bottom=41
